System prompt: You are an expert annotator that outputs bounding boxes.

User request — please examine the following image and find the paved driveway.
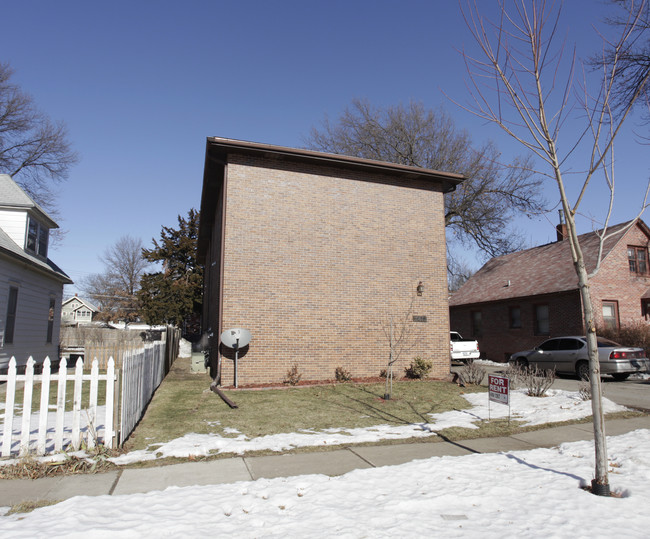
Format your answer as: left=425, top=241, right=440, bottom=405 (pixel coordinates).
left=451, top=362, right=650, bottom=411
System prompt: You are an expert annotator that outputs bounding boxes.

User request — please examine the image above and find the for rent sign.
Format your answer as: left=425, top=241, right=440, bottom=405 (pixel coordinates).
left=488, top=375, right=510, bottom=405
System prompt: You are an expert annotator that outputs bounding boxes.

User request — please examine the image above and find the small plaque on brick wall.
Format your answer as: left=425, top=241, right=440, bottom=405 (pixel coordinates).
left=412, top=315, right=427, bottom=323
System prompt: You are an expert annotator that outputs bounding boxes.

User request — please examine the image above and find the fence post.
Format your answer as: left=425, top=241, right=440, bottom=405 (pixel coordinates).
left=54, top=357, right=68, bottom=452
left=71, top=357, right=84, bottom=450
left=37, top=357, right=52, bottom=455
left=88, top=359, right=99, bottom=450
left=1, top=358, right=17, bottom=458
left=106, top=357, right=116, bottom=449
left=19, top=358, right=36, bottom=456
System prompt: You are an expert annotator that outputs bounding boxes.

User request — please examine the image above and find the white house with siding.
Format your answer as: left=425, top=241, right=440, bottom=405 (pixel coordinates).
left=0, top=174, right=72, bottom=370
left=61, top=295, right=99, bottom=325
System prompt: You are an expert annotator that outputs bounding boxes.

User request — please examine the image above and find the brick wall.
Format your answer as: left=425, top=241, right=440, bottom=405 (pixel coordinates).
left=211, top=153, right=450, bottom=385
left=450, top=290, right=584, bottom=362
left=590, top=224, right=650, bottom=327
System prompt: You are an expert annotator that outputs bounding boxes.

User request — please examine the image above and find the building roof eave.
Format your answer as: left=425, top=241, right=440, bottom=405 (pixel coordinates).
left=206, top=137, right=465, bottom=188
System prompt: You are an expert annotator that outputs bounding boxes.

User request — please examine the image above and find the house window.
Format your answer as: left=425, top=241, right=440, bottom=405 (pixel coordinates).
left=26, top=216, right=49, bottom=258
left=602, top=301, right=619, bottom=332
left=509, top=306, right=521, bottom=329
left=46, top=298, right=55, bottom=343
left=4, top=287, right=19, bottom=345
left=534, top=304, right=549, bottom=335
left=628, top=246, right=648, bottom=275
left=643, top=299, right=650, bottom=320
left=471, top=310, right=482, bottom=338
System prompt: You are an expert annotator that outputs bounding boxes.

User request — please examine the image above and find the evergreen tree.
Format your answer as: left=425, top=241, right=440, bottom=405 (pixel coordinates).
left=138, top=209, right=203, bottom=332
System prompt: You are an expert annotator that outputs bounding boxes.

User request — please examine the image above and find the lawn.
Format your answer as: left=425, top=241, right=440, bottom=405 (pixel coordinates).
left=122, top=356, right=484, bottom=453
left=122, top=356, right=642, bottom=458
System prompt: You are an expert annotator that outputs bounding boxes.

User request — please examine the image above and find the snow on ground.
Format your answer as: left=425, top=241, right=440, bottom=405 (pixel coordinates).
left=0, top=429, right=649, bottom=538
left=471, top=359, right=506, bottom=367
left=109, top=389, right=626, bottom=465
left=0, top=406, right=107, bottom=459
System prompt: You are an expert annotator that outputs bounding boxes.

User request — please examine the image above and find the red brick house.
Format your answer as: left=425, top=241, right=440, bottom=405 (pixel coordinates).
left=449, top=219, right=650, bottom=363
left=198, top=137, right=464, bottom=386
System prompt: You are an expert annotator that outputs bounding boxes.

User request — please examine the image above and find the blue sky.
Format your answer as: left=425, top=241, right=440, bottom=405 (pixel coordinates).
left=2, top=0, right=648, bottom=295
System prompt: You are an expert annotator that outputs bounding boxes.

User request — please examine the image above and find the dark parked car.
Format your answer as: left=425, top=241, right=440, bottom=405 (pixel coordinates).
left=509, top=336, right=649, bottom=381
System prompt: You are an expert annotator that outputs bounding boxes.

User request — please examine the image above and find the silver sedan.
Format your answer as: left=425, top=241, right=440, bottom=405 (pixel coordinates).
left=509, top=336, right=649, bottom=381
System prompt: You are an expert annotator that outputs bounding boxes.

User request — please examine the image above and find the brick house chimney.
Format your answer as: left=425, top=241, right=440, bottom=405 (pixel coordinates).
left=556, top=209, right=568, bottom=241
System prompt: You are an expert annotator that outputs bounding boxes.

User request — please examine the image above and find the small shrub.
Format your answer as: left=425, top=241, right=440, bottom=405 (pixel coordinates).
left=507, top=363, right=525, bottom=390
left=404, top=357, right=432, bottom=379
left=516, top=364, right=555, bottom=397
left=283, top=364, right=302, bottom=386
left=458, top=360, right=486, bottom=386
left=379, top=369, right=388, bottom=378
left=578, top=381, right=592, bottom=401
left=335, top=366, right=352, bottom=382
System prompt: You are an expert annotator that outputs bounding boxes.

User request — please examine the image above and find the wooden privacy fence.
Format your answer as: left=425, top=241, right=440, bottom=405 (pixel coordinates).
left=0, top=356, right=116, bottom=458
left=119, top=341, right=166, bottom=445
left=83, top=343, right=140, bottom=370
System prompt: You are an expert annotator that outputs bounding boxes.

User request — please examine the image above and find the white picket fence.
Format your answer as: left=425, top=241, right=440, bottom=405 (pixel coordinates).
left=119, top=341, right=166, bottom=445
left=1, top=337, right=174, bottom=459
left=0, top=356, right=116, bottom=458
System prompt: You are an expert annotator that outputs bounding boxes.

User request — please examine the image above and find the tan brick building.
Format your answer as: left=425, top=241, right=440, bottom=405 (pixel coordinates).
left=198, top=137, right=463, bottom=386
left=449, top=220, right=650, bottom=364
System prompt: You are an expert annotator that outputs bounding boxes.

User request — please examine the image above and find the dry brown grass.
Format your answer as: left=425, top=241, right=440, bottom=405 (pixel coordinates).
left=0, top=452, right=117, bottom=480
left=6, top=499, right=62, bottom=515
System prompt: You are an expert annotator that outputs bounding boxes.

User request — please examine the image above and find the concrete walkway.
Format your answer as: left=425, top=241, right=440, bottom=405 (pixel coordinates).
left=2, top=415, right=649, bottom=507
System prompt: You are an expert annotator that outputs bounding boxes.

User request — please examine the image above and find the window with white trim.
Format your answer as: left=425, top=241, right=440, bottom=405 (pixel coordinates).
left=602, top=301, right=619, bottom=332
left=26, top=216, right=49, bottom=258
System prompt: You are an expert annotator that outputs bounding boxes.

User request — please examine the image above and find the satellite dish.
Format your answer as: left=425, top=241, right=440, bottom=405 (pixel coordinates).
left=220, top=328, right=251, bottom=389
left=220, top=328, right=252, bottom=349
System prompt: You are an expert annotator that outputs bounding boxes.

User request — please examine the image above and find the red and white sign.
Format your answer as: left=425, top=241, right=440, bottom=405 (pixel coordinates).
left=488, top=375, right=509, bottom=405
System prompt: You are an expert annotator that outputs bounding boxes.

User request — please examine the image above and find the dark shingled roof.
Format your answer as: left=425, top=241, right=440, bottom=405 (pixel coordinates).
left=449, top=220, right=644, bottom=306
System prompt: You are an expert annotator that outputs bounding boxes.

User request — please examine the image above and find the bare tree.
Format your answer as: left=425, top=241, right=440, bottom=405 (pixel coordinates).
left=81, top=236, right=150, bottom=323
left=0, top=62, right=78, bottom=212
left=306, top=99, right=546, bottom=258
left=448, top=251, right=476, bottom=292
left=600, top=0, right=650, bottom=118
left=460, top=0, right=650, bottom=495
left=379, top=295, right=423, bottom=400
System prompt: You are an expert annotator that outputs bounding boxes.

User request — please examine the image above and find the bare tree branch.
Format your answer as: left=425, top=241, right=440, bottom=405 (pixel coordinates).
left=0, top=62, right=78, bottom=213
left=80, top=236, right=150, bottom=323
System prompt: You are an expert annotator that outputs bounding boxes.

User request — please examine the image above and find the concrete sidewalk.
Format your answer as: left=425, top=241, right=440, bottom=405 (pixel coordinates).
left=2, top=415, right=649, bottom=507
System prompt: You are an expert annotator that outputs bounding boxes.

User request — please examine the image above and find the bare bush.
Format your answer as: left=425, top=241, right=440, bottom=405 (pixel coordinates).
left=519, top=365, right=555, bottom=397
left=579, top=381, right=592, bottom=401
left=598, top=321, right=650, bottom=358
left=335, top=366, right=352, bottom=382
left=283, top=364, right=302, bottom=386
left=507, top=363, right=526, bottom=390
left=458, top=360, right=486, bottom=386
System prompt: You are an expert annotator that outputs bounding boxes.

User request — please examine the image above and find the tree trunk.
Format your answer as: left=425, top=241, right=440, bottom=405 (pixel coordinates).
left=566, top=214, right=609, bottom=493
left=384, top=319, right=394, bottom=400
